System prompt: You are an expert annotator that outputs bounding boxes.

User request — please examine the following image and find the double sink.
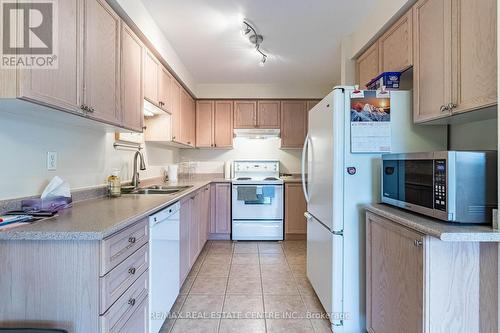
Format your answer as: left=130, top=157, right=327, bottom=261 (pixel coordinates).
left=123, top=185, right=193, bottom=195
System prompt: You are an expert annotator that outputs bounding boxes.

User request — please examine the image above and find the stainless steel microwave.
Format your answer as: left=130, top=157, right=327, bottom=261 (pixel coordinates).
left=381, top=151, right=497, bottom=223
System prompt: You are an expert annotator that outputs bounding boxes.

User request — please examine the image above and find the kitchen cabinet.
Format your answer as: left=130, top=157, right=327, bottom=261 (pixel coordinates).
left=143, top=50, right=171, bottom=112
left=16, top=0, right=82, bottom=114
left=378, top=10, right=413, bottom=73
left=120, top=23, right=144, bottom=132
left=198, top=185, right=211, bottom=253
left=280, top=100, right=308, bottom=149
left=195, top=100, right=233, bottom=148
left=170, top=79, right=182, bottom=143
left=234, top=100, right=258, bottom=128
left=188, top=191, right=200, bottom=267
left=356, top=42, right=380, bottom=88
left=209, top=183, right=231, bottom=240
left=413, top=0, right=497, bottom=123
left=284, top=183, right=307, bottom=239
left=179, top=197, right=191, bottom=285
left=195, top=101, right=214, bottom=148
left=179, top=88, right=195, bottom=147
left=257, top=100, right=281, bottom=128
left=366, top=211, right=499, bottom=333
left=83, top=0, right=121, bottom=125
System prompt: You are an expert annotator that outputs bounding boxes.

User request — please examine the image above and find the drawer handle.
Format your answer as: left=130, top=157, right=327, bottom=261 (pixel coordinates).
left=128, top=298, right=136, bottom=306
left=128, top=267, right=136, bottom=275
left=414, top=240, right=423, bottom=247
left=128, top=237, right=136, bottom=244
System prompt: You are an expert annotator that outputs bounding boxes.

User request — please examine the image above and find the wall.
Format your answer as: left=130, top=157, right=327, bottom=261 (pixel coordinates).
left=0, top=110, right=177, bottom=200
left=449, top=119, right=498, bottom=151
left=196, top=84, right=329, bottom=99
left=178, top=137, right=302, bottom=174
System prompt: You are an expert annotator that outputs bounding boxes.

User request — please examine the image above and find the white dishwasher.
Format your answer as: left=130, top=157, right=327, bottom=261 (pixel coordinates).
left=149, top=202, right=180, bottom=333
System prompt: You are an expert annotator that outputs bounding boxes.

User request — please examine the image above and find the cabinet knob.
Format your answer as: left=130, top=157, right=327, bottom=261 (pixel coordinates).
left=88, top=107, right=95, bottom=113
left=173, top=136, right=176, bottom=140
left=447, top=103, right=457, bottom=110
left=128, top=298, right=136, bottom=306
left=128, top=236, right=136, bottom=244
left=128, top=267, right=136, bottom=275
left=414, top=240, right=423, bottom=247
left=439, top=105, right=449, bottom=113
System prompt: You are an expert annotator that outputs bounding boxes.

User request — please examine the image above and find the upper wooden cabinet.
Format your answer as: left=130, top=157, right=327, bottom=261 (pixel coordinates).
left=17, top=0, right=82, bottom=114
left=379, top=10, right=413, bottom=72
left=356, top=42, right=380, bottom=88
left=413, top=0, right=497, bottom=123
left=83, top=0, right=121, bottom=125
left=143, top=50, right=170, bottom=112
left=179, top=88, right=195, bottom=147
left=234, top=100, right=258, bottom=128
left=257, top=101, right=281, bottom=128
left=170, top=79, right=182, bottom=143
left=413, top=0, right=453, bottom=122
left=281, top=100, right=308, bottom=149
left=120, top=23, right=144, bottom=132
left=196, top=100, right=233, bottom=148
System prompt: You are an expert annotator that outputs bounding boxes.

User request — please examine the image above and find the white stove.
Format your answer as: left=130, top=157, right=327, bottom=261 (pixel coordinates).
left=232, top=160, right=284, bottom=241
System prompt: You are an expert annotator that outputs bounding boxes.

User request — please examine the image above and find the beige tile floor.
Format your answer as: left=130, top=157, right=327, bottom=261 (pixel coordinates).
left=159, top=240, right=332, bottom=333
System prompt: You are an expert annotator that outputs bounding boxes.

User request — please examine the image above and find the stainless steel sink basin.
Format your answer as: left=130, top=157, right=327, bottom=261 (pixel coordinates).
left=126, top=185, right=192, bottom=195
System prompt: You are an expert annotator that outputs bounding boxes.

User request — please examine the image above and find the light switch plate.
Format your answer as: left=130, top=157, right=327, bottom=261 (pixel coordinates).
left=47, top=151, right=57, bottom=170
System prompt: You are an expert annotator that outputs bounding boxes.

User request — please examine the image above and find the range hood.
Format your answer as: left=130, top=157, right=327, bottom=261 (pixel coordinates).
left=234, top=128, right=280, bottom=139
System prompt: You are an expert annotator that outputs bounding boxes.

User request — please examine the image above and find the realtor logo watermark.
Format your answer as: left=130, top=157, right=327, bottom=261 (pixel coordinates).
left=1, top=0, right=58, bottom=68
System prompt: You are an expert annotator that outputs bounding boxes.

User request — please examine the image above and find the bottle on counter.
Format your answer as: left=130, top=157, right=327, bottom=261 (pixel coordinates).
left=108, top=169, right=122, bottom=197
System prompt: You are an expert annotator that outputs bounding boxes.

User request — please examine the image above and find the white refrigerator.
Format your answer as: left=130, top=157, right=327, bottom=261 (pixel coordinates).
left=302, top=87, right=447, bottom=332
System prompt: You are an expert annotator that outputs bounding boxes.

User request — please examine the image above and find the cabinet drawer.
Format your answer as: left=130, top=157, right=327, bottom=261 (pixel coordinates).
left=100, top=243, right=149, bottom=314
left=101, top=270, right=149, bottom=333
left=116, top=297, right=149, bottom=333
left=101, top=218, right=149, bottom=275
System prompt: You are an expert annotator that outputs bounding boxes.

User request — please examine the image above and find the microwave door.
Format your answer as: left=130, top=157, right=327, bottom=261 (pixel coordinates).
left=382, top=160, right=400, bottom=201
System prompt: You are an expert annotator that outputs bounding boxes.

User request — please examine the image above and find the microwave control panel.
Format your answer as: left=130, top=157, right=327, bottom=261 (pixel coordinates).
left=434, top=160, right=447, bottom=211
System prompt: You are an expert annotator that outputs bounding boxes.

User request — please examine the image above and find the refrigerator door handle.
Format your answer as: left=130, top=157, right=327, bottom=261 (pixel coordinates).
left=301, top=134, right=311, bottom=203
left=304, top=212, right=312, bottom=220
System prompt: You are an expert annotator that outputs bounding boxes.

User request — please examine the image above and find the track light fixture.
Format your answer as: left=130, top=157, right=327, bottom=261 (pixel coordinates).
left=241, top=20, right=268, bottom=66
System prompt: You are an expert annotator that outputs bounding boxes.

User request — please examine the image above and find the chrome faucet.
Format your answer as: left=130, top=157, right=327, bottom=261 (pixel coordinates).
left=131, top=150, right=146, bottom=188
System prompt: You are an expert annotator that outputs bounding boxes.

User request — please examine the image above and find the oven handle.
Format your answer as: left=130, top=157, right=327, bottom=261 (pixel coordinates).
left=301, top=133, right=311, bottom=203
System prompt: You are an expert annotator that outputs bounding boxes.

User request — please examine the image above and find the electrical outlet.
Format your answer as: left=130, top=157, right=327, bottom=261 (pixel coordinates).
left=47, top=151, right=57, bottom=170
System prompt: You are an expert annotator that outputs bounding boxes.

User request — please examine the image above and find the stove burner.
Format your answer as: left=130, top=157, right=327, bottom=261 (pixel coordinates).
left=264, top=177, right=279, bottom=181
left=236, top=177, right=252, bottom=180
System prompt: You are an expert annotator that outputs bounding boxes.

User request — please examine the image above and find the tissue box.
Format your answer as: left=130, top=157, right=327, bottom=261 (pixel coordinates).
left=366, top=72, right=401, bottom=90
left=21, top=196, right=72, bottom=213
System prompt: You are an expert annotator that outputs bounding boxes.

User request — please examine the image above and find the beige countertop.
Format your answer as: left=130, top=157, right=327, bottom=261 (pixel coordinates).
left=367, top=203, right=500, bottom=242
left=0, top=177, right=230, bottom=241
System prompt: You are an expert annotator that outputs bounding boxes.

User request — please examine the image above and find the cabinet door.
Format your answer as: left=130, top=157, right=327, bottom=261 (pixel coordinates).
left=19, top=0, right=82, bottom=113
left=170, top=79, right=181, bottom=143
left=143, top=51, right=159, bottom=106
left=188, top=96, right=196, bottom=147
left=213, top=183, right=231, bottom=234
left=120, top=23, right=143, bottom=132
left=214, top=100, right=234, bottom=148
left=189, top=193, right=200, bottom=266
left=451, top=0, right=497, bottom=114
left=179, top=198, right=191, bottom=285
left=180, top=88, right=194, bottom=146
left=234, top=100, right=257, bottom=128
left=366, top=213, right=424, bottom=333
left=379, top=10, right=413, bottom=73
left=413, top=0, right=452, bottom=123
left=196, top=100, right=214, bottom=148
left=257, top=100, right=280, bottom=128
left=84, top=0, right=121, bottom=125
left=356, top=42, right=380, bottom=88
left=198, top=186, right=210, bottom=252
left=158, top=66, right=171, bottom=112
left=284, top=183, right=307, bottom=236
left=280, top=100, right=308, bottom=149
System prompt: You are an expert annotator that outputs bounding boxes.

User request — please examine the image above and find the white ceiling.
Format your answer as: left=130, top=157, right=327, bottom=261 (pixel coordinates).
left=141, top=0, right=376, bottom=89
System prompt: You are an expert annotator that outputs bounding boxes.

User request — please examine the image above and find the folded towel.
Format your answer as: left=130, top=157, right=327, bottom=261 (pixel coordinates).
left=237, top=187, right=258, bottom=201
left=262, top=186, right=275, bottom=198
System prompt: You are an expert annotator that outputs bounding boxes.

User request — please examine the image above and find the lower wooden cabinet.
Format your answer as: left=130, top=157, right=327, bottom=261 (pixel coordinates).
left=366, top=211, right=499, bottom=333
left=209, top=183, right=232, bottom=240
left=179, top=197, right=191, bottom=284
left=284, top=183, right=307, bottom=239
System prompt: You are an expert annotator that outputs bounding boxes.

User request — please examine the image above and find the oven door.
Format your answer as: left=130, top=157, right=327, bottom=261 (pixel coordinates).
left=232, top=185, right=284, bottom=220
